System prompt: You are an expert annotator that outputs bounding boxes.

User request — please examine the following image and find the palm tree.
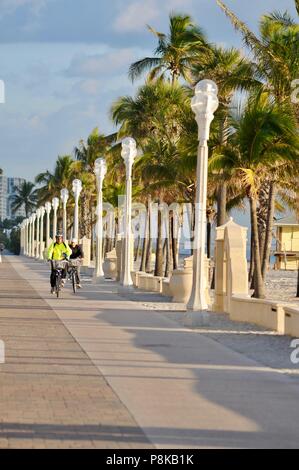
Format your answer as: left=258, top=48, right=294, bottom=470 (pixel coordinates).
left=209, top=95, right=299, bottom=298
left=74, top=128, right=115, bottom=239
left=136, top=139, right=182, bottom=277
left=111, top=80, right=191, bottom=144
left=35, top=155, right=76, bottom=237
left=35, top=155, right=75, bottom=205
left=129, top=13, right=209, bottom=84
left=111, top=81, right=193, bottom=275
left=11, top=181, right=37, bottom=217
left=217, top=0, right=299, bottom=290
left=216, top=1, right=299, bottom=117
left=74, top=128, right=115, bottom=172
left=192, top=45, right=259, bottom=226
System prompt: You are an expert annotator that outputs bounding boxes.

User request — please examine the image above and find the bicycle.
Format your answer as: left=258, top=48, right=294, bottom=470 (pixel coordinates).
left=67, top=259, right=82, bottom=294
left=51, top=260, right=68, bottom=298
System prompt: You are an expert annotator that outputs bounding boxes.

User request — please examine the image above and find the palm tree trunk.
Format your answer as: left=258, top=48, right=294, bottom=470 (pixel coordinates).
left=261, top=182, right=276, bottom=280
left=135, top=235, right=141, bottom=262
left=170, top=212, right=178, bottom=271
left=155, top=200, right=164, bottom=277
left=248, top=229, right=254, bottom=284
left=108, top=211, right=115, bottom=252
left=164, top=239, right=169, bottom=278
left=164, top=215, right=171, bottom=278
left=140, top=202, right=149, bottom=272
left=207, top=216, right=212, bottom=259
left=190, top=203, right=195, bottom=256
left=140, top=236, right=148, bottom=272
left=217, top=182, right=227, bottom=227
left=259, top=230, right=266, bottom=264
left=145, top=197, right=153, bottom=273
left=103, top=222, right=109, bottom=257
left=114, top=216, right=119, bottom=249
left=249, top=196, right=266, bottom=299
left=216, top=116, right=229, bottom=227
left=88, top=196, right=93, bottom=240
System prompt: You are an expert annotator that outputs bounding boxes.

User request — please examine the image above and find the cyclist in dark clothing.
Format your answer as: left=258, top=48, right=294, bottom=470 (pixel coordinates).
left=69, top=238, right=83, bottom=288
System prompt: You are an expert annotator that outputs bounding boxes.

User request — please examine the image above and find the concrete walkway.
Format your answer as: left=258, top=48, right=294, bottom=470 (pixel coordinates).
left=1, top=255, right=299, bottom=448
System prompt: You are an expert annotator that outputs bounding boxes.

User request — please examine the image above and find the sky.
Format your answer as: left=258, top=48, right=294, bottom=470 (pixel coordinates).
left=0, top=0, right=297, bottom=181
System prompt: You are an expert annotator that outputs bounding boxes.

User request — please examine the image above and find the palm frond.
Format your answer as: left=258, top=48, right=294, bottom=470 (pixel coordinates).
left=216, top=0, right=289, bottom=76
left=129, top=57, right=161, bottom=82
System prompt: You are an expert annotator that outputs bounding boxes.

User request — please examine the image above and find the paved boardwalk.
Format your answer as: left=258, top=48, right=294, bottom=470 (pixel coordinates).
left=1, top=255, right=299, bottom=449
left=0, top=256, right=152, bottom=449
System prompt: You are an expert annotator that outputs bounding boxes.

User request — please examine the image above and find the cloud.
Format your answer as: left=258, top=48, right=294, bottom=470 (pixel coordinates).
left=0, top=0, right=48, bottom=17
left=113, top=0, right=195, bottom=33
left=113, top=1, right=160, bottom=32
left=75, top=77, right=124, bottom=95
left=69, top=75, right=135, bottom=99
left=65, top=48, right=136, bottom=78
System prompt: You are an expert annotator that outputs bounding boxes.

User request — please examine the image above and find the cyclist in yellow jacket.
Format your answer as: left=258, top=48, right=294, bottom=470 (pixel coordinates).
left=48, top=234, right=72, bottom=293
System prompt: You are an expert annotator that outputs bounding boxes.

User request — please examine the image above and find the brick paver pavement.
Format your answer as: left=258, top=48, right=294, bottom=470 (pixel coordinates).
left=0, top=256, right=152, bottom=449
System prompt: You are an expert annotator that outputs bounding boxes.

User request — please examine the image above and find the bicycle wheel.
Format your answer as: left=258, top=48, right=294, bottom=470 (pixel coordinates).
left=56, top=272, right=61, bottom=298
left=72, top=270, right=77, bottom=294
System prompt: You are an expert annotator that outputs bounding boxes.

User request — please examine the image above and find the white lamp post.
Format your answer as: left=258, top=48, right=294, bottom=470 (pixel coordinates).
left=45, top=202, right=52, bottom=248
left=72, top=179, right=82, bottom=241
left=39, top=206, right=45, bottom=260
left=26, top=217, right=30, bottom=256
left=35, top=208, right=41, bottom=259
left=31, top=213, right=36, bottom=258
left=23, top=220, right=26, bottom=255
left=22, top=220, right=25, bottom=256
left=20, top=222, right=24, bottom=255
left=24, top=219, right=28, bottom=255
left=28, top=216, right=32, bottom=257
left=187, top=80, right=219, bottom=312
left=52, top=197, right=59, bottom=239
left=121, top=137, right=137, bottom=287
left=94, top=158, right=107, bottom=279
left=22, top=222, right=26, bottom=255
left=60, top=188, right=69, bottom=240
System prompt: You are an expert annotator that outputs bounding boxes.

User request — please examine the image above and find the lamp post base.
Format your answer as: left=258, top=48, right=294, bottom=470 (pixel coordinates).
left=117, top=284, right=135, bottom=295
left=93, top=272, right=104, bottom=284
left=187, top=288, right=208, bottom=312
left=184, top=310, right=210, bottom=328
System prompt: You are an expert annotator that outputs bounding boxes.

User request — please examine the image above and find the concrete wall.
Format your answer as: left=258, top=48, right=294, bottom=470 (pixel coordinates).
left=213, top=219, right=299, bottom=337
left=229, top=295, right=285, bottom=334
left=284, top=306, right=299, bottom=337
left=229, top=296, right=299, bottom=338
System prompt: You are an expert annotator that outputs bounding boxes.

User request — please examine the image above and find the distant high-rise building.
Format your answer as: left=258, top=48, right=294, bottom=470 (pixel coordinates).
left=0, top=174, right=8, bottom=221
left=0, top=172, right=26, bottom=221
